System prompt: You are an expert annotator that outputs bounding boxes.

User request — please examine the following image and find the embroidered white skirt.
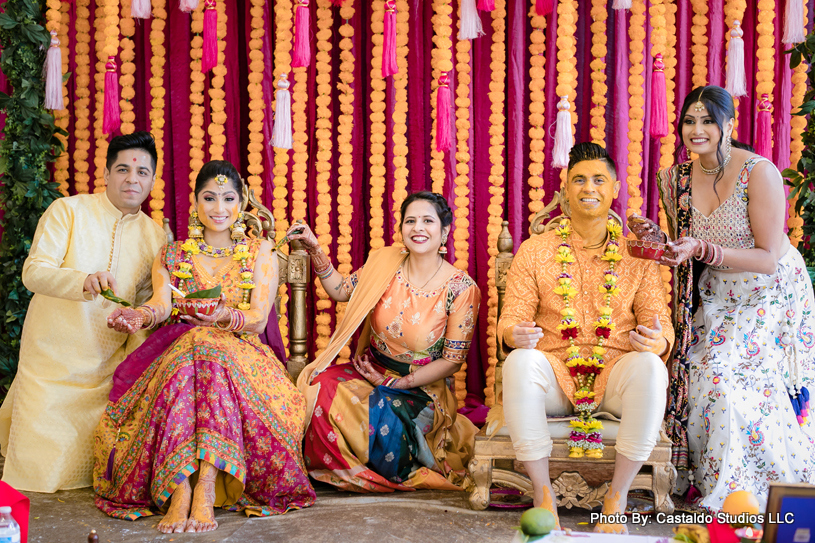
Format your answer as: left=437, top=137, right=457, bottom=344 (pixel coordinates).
left=686, top=246, right=815, bottom=511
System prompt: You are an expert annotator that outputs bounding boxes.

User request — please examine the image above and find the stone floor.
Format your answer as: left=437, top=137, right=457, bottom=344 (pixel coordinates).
left=24, top=484, right=682, bottom=543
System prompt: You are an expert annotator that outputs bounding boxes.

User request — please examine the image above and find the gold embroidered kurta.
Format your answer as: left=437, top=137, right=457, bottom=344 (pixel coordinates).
left=497, top=229, right=674, bottom=406
left=0, top=192, right=166, bottom=492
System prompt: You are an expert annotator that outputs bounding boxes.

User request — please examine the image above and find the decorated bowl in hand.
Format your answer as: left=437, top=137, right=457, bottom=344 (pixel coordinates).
left=627, top=239, right=667, bottom=261
left=174, top=297, right=220, bottom=317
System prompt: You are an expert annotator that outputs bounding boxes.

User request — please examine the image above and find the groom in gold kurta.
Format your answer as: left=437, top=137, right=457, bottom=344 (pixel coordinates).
left=0, top=132, right=166, bottom=492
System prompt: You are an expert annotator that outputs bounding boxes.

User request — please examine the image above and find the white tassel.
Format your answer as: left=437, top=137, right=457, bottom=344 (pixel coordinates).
left=44, top=30, right=64, bottom=110
left=725, top=21, right=747, bottom=98
left=179, top=0, right=199, bottom=13
left=131, top=0, right=152, bottom=18
left=552, top=96, right=572, bottom=169
left=272, top=74, right=293, bottom=150
left=458, top=0, right=484, bottom=40
left=612, top=0, right=632, bottom=9
left=783, top=0, right=805, bottom=45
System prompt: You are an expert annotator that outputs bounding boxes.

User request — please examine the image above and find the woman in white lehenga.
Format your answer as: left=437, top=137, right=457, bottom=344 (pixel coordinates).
left=629, top=85, right=815, bottom=512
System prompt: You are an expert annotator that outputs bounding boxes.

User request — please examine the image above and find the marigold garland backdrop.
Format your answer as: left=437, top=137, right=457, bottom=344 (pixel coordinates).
left=0, top=0, right=812, bottom=410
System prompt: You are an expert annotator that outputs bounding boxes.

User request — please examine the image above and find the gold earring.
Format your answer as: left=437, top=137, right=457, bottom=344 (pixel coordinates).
left=188, top=211, right=204, bottom=240
left=230, top=212, right=247, bottom=241
left=439, top=237, right=448, bottom=255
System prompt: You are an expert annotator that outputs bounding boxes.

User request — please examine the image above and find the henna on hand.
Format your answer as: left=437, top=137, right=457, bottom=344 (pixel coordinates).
left=107, top=307, right=146, bottom=334
left=627, top=215, right=666, bottom=243
left=393, top=373, right=416, bottom=389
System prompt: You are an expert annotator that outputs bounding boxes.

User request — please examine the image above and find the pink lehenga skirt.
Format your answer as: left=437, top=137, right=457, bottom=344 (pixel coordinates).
left=93, top=324, right=315, bottom=519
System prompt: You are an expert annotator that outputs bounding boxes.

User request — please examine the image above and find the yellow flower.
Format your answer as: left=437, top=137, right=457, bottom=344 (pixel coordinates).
left=554, top=284, right=577, bottom=298
left=574, top=389, right=595, bottom=400
left=555, top=246, right=575, bottom=264
left=566, top=357, right=583, bottom=368
left=593, top=346, right=607, bottom=356
left=558, top=277, right=572, bottom=285
left=561, top=308, right=576, bottom=317
left=570, top=419, right=589, bottom=432
left=604, top=274, right=617, bottom=284
left=557, top=219, right=571, bottom=235
left=238, top=302, right=251, bottom=311
left=607, top=220, right=622, bottom=239
left=600, top=306, right=613, bottom=317
left=240, top=271, right=253, bottom=280
left=601, top=252, right=623, bottom=262
left=599, top=285, right=621, bottom=297
left=239, top=282, right=255, bottom=290
left=557, top=320, right=579, bottom=331
left=566, top=346, right=580, bottom=356
left=181, top=239, right=200, bottom=254
left=587, top=420, right=604, bottom=431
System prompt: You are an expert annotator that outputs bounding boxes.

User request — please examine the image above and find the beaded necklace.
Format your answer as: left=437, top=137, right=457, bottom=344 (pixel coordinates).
left=173, top=238, right=255, bottom=311
left=554, top=218, right=622, bottom=458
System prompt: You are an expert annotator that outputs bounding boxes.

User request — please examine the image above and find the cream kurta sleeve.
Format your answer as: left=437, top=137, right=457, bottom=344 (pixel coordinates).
left=22, top=199, right=92, bottom=302
left=0, top=192, right=166, bottom=493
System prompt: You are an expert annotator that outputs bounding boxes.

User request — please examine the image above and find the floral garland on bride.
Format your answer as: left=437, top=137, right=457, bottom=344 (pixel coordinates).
left=554, top=218, right=622, bottom=458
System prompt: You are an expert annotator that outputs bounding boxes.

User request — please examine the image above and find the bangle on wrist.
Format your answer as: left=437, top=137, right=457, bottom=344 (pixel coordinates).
left=137, top=305, right=158, bottom=330
left=316, top=263, right=334, bottom=280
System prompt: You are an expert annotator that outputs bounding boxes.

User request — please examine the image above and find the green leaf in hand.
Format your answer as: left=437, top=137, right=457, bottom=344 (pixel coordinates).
left=185, top=285, right=222, bottom=299
left=100, top=288, right=133, bottom=307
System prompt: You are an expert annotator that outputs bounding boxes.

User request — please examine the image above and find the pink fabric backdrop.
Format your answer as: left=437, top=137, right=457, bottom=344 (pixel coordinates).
left=1, top=0, right=812, bottom=406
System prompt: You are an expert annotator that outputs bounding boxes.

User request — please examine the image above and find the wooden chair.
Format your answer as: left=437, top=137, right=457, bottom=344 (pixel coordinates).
left=162, top=188, right=311, bottom=378
left=467, top=192, right=677, bottom=513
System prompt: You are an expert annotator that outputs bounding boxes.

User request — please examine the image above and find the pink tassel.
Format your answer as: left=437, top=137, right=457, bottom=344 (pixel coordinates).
left=382, top=1, right=398, bottom=77
left=535, top=0, right=555, bottom=16
left=612, top=0, right=632, bottom=9
left=649, top=54, right=669, bottom=138
left=292, top=0, right=311, bottom=68
left=179, top=0, right=199, bottom=13
left=552, top=96, right=572, bottom=168
left=201, top=0, right=217, bottom=73
left=436, top=72, right=453, bottom=152
left=477, top=0, right=495, bottom=11
left=783, top=0, right=805, bottom=45
left=131, top=0, right=151, bottom=18
left=44, top=30, right=64, bottom=110
left=103, top=57, right=121, bottom=134
left=754, top=94, right=773, bottom=159
left=725, top=21, right=747, bottom=98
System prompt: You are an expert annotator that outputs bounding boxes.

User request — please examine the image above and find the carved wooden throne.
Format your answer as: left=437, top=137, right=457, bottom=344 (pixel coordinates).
left=467, top=192, right=677, bottom=513
left=163, top=187, right=311, bottom=378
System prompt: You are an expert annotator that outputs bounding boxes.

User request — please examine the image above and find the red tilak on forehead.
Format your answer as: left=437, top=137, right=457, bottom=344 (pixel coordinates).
left=133, top=158, right=137, bottom=161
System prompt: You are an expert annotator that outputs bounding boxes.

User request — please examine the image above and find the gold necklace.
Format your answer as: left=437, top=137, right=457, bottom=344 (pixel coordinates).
left=405, top=257, right=444, bottom=290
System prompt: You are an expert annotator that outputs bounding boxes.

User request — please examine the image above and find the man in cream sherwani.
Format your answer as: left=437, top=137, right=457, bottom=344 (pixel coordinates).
left=0, top=131, right=167, bottom=492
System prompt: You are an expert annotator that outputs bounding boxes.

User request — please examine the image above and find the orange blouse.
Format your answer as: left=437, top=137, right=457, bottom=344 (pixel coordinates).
left=497, top=229, right=674, bottom=404
left=343, top=266, right=481, bottom=366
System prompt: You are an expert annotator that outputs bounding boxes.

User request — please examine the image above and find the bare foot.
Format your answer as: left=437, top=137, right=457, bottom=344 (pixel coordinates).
left=185, top=461, right=219, bottom=533
left=594, top=488, right=628, bottom=534
left=538, top=485, right=561, bottom=529
left=157, top=479, right=192, bottom=534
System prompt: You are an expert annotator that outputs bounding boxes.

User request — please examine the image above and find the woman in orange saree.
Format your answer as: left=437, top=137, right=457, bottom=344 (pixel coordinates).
left=93, top=161, right=314, bottom=533
left=289, top=192, right=480, bottom=492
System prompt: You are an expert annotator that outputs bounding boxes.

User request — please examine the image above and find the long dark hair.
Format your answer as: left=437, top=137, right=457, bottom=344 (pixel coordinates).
left=399, top=191, right=453, bottom=229
left=676, top=85, right=752, bottom=198
left=193, top=160, right=244, bottom=202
